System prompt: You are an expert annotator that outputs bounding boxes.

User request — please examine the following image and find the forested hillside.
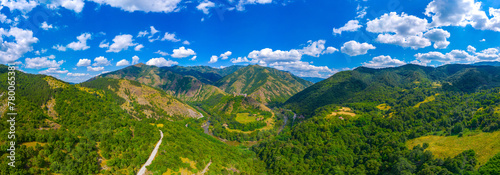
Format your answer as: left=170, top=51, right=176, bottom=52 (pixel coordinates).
left=216, top=65, right=313, bottom=104
left=254, top=64, right=500, bottom=174
left=95, top=63, right=228, bottom=102
left=0, top=65, right=266, bottom=175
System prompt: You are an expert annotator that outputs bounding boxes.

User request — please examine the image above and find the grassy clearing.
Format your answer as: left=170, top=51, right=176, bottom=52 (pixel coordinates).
left=235, top=113, right=258, bottom=124
left=226, top=112, right=275, bottom=133
left=326, top=107, right=356, bottom=119
left=21, top=142, right=47, bottom=148
left=406, top=130, right=500, bottom=165
left=414, top=94, right=439, bottom=108
left=376, top=104, right=391, bottom=110
left=162, top=157, right=198, bottom=175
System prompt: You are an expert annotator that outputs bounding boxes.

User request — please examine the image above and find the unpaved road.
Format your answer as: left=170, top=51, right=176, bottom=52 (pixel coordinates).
left=137, top=130, right=164, bottom=175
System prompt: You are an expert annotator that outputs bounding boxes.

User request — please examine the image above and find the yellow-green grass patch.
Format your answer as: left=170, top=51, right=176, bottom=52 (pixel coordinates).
left=326, top=107, right=356, bottom=119
left=414, top=94, right=439, bottom=108
left=432, top=82, right=442, bottom=88
left=377, top=103, right=391, bottom=110
left=21, top=142, right=47, bottom=148
left=235, top=113, right=258, bottom=124
left=406, top=130, right=500, bottom=165
left=226, top=112, right=275, bottom=133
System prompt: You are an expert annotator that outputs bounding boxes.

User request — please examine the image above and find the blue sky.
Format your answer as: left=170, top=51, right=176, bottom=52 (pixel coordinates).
left=1, top=0, right=500, bottom=83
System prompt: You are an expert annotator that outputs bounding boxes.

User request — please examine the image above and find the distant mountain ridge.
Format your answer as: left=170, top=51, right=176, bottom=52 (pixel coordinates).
left=285, top=64, right=500, bottom=115
left=472, top=61, right=500, bottom=67
left=215, top=65, right=313, bottom=104
left=92, top=63, right=229, bottom=102
left=300, top=77, right=325, bottom=83
left=96, top=64, right=312, bottom=104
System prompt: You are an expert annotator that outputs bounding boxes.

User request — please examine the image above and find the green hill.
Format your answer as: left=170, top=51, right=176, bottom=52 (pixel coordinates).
left=81, top=78, right=203, bottom=120
left=0, top=66, right=266, bottom=175
left=285, top=64, right=500, bottom=115
left=216, top=65, right=313, bottom=104
left=94, top=63, right=227, bottom=102
left=253, top=64, right=500, bottom=174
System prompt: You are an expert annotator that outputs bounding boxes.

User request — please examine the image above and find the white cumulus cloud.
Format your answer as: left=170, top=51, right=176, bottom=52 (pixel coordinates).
left=362, top=55, right=406, bottom=68
left=116, top=59, right=130, bottom=66
left=107, top=34, right=137, bottom=53
left=93, top=56, right=111, bottom=66
left=66, top=33, right=91, bottom=51
left=146, top=57, right=178, bottom=67
left=171, top=46, right=196, bottom=58
left=25, top=55, right=64, bottom=69
left=340, top=40, right=376, bottom=56
left=197, top=0, right=215, bottom=14
left=87, top=66, right=104, bottom=71
left=132, top=55, right=140, bottom=64
left=0, top=27, right=39, bottom=63
left=76, top=58, right=91, bottom=67
left=88, top=0, right=182, bottom=13
left=333, top=20, right=362, bottom=35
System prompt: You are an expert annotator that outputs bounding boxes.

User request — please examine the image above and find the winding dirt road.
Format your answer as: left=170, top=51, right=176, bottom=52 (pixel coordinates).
left=137, top=130, right=164, bottom=175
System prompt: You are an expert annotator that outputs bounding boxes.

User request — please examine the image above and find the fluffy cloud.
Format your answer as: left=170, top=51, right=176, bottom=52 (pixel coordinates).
left=231, top=56, right=249, bottom=63
left=248, top=48, right=302, bottom=62
left=323, top=47, right=338, bottom=54
left=52, top=44, right=66, bottom=51
left=46, top=0, right=85, bottom=13
left=171, top=46, right=196, bottom=58
left=89, top=0, right=182, bottom=13
left=54, top=33, right=91, bottom=51
left=99, top=40, right=109, bottom=48
left=467, top=45, right=476, bottom=52
left=236, top=0, right=272, bottom=11
left=197, top=0, right=215, bottom=14
left=367, top=12, right=428, bottom=36
left=0, top=27, right=39, bottom=63
left=76, top=58, right=91, bottom=67
left=146, top=57, right=178, bottom=67
left=425, top=0, right=476, bottom=27
left=67, top=72, right=89, bottom=77
left=137, top=30, right=149, bottom=37
left=219, top=51, right=232, bottom=60
left=39, top=68, right=68, bottom=74
left=40, top=21, right=53, bottom=30
left=132, top=55, right=140, bottom=64
left=209, top=55, right=218, bottom=63
left=116, top=59, right=130, bottom=66
left=190, top=56, right=197, bottom=61
left=107, top=34, right=137, bottom=53
left=340, top=40, right=376, bottom=56
left=423, top=28, right=450, bottom=49
left=25, top=55, right=63, bottom=69
left=93, top=56, right=111, bottom=66
left=414, top=50, right=476, bottom=65
left=362, top=55, right=406, bottom=68
left=134, top=44, right=144, bottom=51
left=367, top=12, right=453, bottom=49
left=182, top=40, right=190, bottom=45
left=333, top=20, right=362, bottom=35
left=425, top=0, right=500, bottom=32
left=269, top=61, right=336, bottom=78
left=0, top=0, right=38, bottom=13
left=162, top=32, right=180, bottom=42
left=299, top=40, right=326, bottom=57
left=241, top=40, right=337, bottom=77
left=155, top=50, right=169, bottom=56
left=87, top=66, right=104, bottom=71
left=475, top=48, right=499, bottom=61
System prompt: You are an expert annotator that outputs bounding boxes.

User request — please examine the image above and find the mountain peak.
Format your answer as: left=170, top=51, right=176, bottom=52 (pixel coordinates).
left=134, top=63, right=146, bottom=67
